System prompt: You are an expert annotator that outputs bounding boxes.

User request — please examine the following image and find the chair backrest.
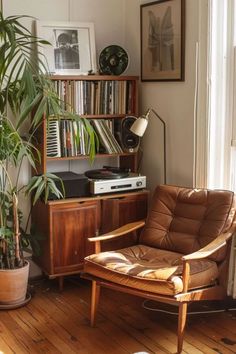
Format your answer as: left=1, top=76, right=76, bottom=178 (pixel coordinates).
left=139, top=185, right=236, bottom=261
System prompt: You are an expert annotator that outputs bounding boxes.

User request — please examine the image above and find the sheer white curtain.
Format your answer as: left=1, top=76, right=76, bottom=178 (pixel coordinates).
left=207, top=0, right=236, bottom=298
left=231, top=45, right=236, bottom=191
left=207, top=0, right=235, bottom=190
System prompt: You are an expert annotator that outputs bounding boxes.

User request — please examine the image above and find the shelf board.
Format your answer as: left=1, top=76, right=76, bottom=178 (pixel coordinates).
left=49, top=75, right=139, bottom=81
left=47, top=189, right=149, bottom=205
left=47, top=152, right=137, bottom=162
left=79, top=114, right=136, bottom=119
left=48, top=114, right=137, bottom=119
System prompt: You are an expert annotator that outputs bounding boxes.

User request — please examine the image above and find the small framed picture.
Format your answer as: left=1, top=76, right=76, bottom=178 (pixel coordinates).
left=141, top=0, right=185, bottom=81
left=36, top=21, right=97, bottom=75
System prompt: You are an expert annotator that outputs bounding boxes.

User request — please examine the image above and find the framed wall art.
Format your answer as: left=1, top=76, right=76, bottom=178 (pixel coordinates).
left=141, top=0, right=185, bottom=81
left=36, top=21, right=97, bottom=75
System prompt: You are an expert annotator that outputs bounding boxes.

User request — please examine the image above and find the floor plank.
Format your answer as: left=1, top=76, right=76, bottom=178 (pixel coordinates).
left=33, top=285, right=128, bottom=353
left=62, top=284, right=167, bottom=353
left=0, top=277, right=235, bottom=354
left=8, top=309, right=61, bottom=353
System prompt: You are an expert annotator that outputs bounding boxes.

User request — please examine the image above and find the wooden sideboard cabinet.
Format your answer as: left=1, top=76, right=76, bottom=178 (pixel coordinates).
left=35, top=75, right=140, bottom=175
left=32, top=190, right=148, bottom=289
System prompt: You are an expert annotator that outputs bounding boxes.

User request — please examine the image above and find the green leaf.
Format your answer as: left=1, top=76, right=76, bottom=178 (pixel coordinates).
left=25, top=175, right=43, bottom=195
left=16, top=93, right=42, bottom=129
left=32, top=180, right=45, bottom=205
left=0, top=227, right=13, bottom=237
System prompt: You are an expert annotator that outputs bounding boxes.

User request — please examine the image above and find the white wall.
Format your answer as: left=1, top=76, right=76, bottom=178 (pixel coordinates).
left=3, top=0, right=129, bottom=73
left=139, top=0, right=207, bottom=195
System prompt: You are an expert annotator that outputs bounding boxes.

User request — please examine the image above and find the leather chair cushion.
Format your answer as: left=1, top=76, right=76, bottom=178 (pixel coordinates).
left=84, top=244, right=218, bottom=295
left=139, top=185, right=235, bottom=262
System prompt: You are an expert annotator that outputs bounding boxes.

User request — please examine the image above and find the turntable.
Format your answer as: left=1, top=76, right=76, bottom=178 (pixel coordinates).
left=85, top=166, right=130, bottom=179
left=85, top=166, right=146, bottom=195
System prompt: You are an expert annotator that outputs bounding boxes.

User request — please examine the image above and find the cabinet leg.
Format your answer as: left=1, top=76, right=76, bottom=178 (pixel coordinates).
left=58, top=276, right=64, bottom=292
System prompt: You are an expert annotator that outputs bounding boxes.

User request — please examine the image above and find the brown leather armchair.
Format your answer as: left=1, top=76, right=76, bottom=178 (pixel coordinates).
left=83, top=185, right=236, bottom=353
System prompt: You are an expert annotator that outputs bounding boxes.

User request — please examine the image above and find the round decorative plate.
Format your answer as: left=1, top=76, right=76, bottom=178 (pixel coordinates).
left=99, top=45, right=129, bottom=75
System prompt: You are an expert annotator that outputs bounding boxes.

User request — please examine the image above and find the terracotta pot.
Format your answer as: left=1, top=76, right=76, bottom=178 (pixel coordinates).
left=0, top=260, right=29, bottom=305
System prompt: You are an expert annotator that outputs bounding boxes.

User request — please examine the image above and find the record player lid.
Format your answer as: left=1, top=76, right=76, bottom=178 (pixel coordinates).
left=85, top=167, right=129, bottom=180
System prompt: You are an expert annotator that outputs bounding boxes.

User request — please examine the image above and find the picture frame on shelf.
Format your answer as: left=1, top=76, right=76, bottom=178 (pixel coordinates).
left=141, top=0, right=185, bottom=82
left=36, top=21, right=97, bottom=75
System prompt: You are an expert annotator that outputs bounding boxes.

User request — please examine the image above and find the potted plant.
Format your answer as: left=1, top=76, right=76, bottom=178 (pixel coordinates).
left=0, top=12, right=96, bottom=307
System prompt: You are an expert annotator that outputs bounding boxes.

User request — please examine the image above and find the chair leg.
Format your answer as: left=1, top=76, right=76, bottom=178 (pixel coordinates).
left=91, top=280, right=100, bottom=327
left=177, top=302, right=188, bottom=353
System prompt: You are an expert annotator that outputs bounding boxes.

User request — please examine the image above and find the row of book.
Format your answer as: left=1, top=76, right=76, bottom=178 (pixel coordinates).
left=52, top=80, right=135, bottom=116
left=46, top=118, right=123, bottom=158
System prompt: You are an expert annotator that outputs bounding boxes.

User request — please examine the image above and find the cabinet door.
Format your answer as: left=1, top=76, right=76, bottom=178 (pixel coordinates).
left=51, top=200, right=100, bottom=274
left=101, top=192, right=148, bottom=250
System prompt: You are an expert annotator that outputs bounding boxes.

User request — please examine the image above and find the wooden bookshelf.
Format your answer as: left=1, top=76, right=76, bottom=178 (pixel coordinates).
left=36, top=75, right=140, bottom=174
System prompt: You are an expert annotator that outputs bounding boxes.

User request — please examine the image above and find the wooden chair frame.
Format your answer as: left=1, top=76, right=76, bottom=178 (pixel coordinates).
left=83, top=220, right=235, bottom=353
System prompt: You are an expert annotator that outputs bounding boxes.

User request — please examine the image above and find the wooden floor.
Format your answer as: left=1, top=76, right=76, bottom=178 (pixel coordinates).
left=0, top=277, right=236, bottom=354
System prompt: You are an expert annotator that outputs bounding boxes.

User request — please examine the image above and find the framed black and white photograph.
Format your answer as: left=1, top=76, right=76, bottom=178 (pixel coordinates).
left=36, top=21, right=97, bottom=75
left=141, top=0, right=185, bottom=81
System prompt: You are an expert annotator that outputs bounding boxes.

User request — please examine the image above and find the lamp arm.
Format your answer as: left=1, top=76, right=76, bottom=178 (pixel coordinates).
left=150, top=108, right=166, bottom=126
left=150, top=109, right=167, bottom=184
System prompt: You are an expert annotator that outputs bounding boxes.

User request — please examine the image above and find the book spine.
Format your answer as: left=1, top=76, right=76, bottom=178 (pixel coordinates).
left=60, top=119, right=67, bottom=157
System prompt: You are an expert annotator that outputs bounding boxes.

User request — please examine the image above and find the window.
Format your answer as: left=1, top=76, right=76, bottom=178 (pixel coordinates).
left=207, top=0, right=236, bottom=298
left=207, top=0, right=235, bottom=190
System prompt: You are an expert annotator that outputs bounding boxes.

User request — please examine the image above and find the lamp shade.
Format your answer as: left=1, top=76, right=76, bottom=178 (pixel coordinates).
left=129, top=108, right=167, bottom=184
left=130, top=117, right=148, bottom=137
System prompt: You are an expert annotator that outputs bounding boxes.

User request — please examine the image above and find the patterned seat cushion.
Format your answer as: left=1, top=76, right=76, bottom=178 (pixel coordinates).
left=84, top=244, right=218, bottom=295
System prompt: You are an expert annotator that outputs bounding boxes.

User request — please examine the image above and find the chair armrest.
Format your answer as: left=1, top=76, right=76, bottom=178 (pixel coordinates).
left=180, top=223, right=235, bottom=293
left=88, top=220, right=145, bottom=253
left=182, top=227, right=235, bottom=262
left=88, top=220, right=145, bottom=242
